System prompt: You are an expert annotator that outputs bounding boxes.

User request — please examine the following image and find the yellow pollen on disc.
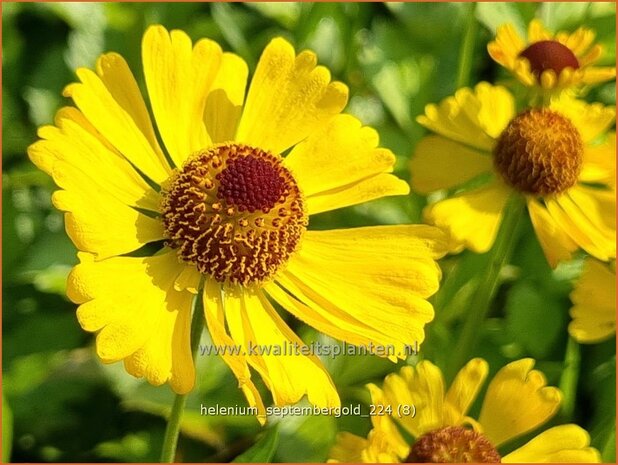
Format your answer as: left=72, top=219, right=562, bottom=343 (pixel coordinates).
left=406, top=426, right=501, bottom=463
left=161, top=143, right=307, bottom=285
left=493, top=108, right=583, bottom=195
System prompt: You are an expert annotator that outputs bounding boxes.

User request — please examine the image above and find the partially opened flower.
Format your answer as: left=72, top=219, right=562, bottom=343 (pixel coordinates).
left=28, top=25, right=448, bottom=421
left=411, top=82, right=615, bottom=267
left=488, top=19, right=616, bottom=91
left=329, top=358, right=601, bottom=463
left=569, top=258, right=616, bottom=343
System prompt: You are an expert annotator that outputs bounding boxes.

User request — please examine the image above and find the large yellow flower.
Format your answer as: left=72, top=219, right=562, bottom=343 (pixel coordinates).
left=569, top=258, right=616, bottom=343
left=411, top=82, right=616, bottom=267
left=27, top=26, right=448, bottom=421
left=329, top=359, right=601, bottom=463
left=488, top=19, right=616, bottom=91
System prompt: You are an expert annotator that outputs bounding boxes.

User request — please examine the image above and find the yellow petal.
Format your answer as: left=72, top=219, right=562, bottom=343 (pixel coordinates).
left=224, top=288, right=339, bottom=408
left=487, top=24, right=526, bottom=68
left=124, top=287, right=195, bottom=393
left=410, top=135, right=492, bottom=194
left=580, top=132, right=616, bottom=187
left=366, top=383, right=410, bottom=457
left=444, top=358, right=488, bottom=425
left=423, top=181, right=511, bottom=253
left=68, top=251, right=195, bottom=393
left=204, top=53, right=248, bottom=143
left=285, top=114, right=396, bottom=194
left=417, top=82, right=514, bottom=152
left=479, top=359, right=561, bottom=447
left=64, top=57, right=170, bottom=184
left=306, top=173, right=409, bottom=215
left=278, top=226, right=447, bottom=356
left=383, top=362, right=445, bottom=438
left=546, top=189, right=615, bottom=261
left=569, top=258, right=616, bottom=343
left=503, top=425, right=601, bottom=463
left=328, top=433, right=369, bottom=463
left=528, top=198, right=579, bottom=268
left=551, top=98, right=616, bottom=144
left=29, top=112, right=160, bottom=212
left=52, top=183, right=164, bottom=260
left=202, top=280, right=266, bottom=423
left=527, top=19, right=553, bottom=43
left=142, top=25, right=222, bottom=167
left=236, top=38, right=348, bottom=155
left=581, top=66, right=617, bottom=85
left=174, top=265, right=202, bottom=294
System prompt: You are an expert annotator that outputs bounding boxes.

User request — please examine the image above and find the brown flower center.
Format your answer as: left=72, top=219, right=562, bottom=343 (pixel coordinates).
left=519, top=40, right=580, bottom=78
left=161, top=143, right=307, bottom=285
left=493, top=108, right=583, bottom=195
left=406, top=426, right=501, bottom=463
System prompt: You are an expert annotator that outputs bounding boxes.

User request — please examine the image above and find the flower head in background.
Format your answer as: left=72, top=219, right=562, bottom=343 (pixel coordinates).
left=329, top=359, right=601, bottom=463
left=411, top=82, right=615, bottom=267
left=28, top=25, right=448, bottom=422
left=488, top=19, right=616, bottom=91
left=569, top=258, right=616, bottom=343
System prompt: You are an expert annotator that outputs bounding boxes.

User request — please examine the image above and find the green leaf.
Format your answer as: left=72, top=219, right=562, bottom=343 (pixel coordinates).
left=504, top=281, right=567, bottom=359
left=476, top=2, right=526, bottom=35
left=2, top=394, right=13, bottom=462
left=275, top=412, right=336, bottom=462
left=602, top=424, right=616, bottom=463
left=232, top=425, right=279, bottom=463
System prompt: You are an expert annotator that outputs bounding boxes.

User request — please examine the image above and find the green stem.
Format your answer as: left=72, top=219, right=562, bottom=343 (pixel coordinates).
left=456, top=2, right=478, bottom=88
left=446, top=194, right=525, bottom=381
left=160, top=296, right=205, bottom=463
left=558, top=337, right=580, bottom=421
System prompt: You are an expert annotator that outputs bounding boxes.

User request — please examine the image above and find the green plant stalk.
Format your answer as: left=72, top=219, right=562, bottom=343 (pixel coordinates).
left=160, top=296, right=205, bottom=463
left=558, top=337, right=580, bottom=421
left=446, top=194, right=525, bottom=382
left=456, top=2, right=478, bottom=88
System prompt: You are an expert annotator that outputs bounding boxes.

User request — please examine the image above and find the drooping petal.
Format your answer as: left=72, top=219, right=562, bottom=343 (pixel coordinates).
left=68, top=251, right=195, bottom=393
left=142, top=25, right=222, bottom=167
left=64, top=55, right=171, bottom=184
left=223, top=288, right=340, bottom=408
left=410, top=135, right=492, bottom=194
left=528, top=198, right=579, bottom=268
left=284, top=114, right=407, bottom=213
left=551, top=98, right=616, bottom=144
left=417, top=82, right=515, bottom=152
left=276, top=226, right=447, bottom=358
left=503, top=425, right=601, bottom=463
left=383, top=362, right=446, bottom=438
left=204, top=53, right=248, bottom=143
left=423, top=181, right=511, bottom=253
left=478, top=359, right=561, bottom=447
left=444, top=358, right=489, bottom=425
left=569, top=258, right=616, bottom=343
left=236, top=38, right=348, bottom=155
left=545, top=189, right=615, bottom=262
left=580, top=132, right=616, bottom=187
left=29, top=111, right=160, bottom=212
left=202, top=280, right=266, bottom=423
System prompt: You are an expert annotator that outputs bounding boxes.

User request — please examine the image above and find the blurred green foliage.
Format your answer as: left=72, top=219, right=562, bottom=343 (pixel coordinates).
left=2, top=2, right=615, bottom=463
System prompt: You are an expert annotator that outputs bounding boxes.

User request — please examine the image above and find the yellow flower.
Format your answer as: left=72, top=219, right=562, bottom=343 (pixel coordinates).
left=411, top=82, right=616, bottom=267
left=28, top=25, right=448, bottom=421
left=329, top=359, right=601, bottom=463
left=488, top=19, right=616, bottom=91
left=569, top=258, right=616, bottom=343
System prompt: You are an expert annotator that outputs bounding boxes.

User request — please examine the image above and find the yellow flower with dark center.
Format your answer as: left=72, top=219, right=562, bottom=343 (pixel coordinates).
left=488, top=19, right=616, bottom=91
left=328, top=359, right=601, bottom=463
left=569, top=258, right=616, bottom=343
left=27, top=25, right=448, bottom=421
left=411, top=82, right=616, bottom=267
